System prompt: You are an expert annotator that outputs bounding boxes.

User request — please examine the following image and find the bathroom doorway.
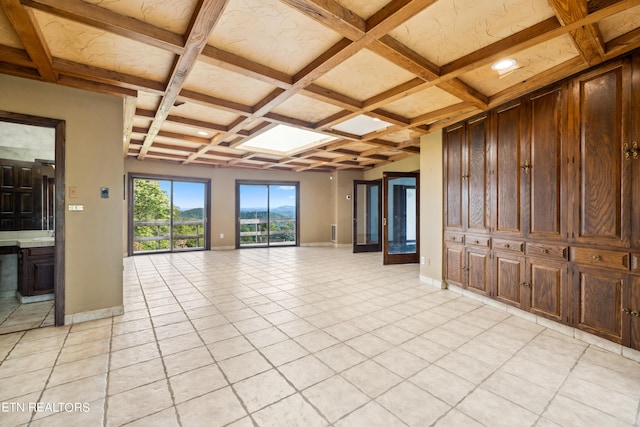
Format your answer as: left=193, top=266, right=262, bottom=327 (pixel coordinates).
left=0, top=111, right=65, bottom=333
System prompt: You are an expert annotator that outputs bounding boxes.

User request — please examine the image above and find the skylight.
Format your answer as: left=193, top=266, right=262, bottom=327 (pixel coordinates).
left=331, top=114, right=392, bottom=136
left=237, top=124, right=336, bottom=155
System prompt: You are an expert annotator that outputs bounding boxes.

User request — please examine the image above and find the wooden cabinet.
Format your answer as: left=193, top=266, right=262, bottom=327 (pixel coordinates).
left=526, top=257, right=568, bottom=323
left=571, top=264, right=625, bottom=344
left=494, top=251, right=525, bottom=308
left=568, top=60, right=632, bottom=248
left=492, top=86, right=566, bottom=239
left=444, top=115, right=490, bottom=234
left=442, top=52, right=640, bottom=351
left=19, top=246, right=54, bottom=297
left=1, top=160, right=36, bottom=230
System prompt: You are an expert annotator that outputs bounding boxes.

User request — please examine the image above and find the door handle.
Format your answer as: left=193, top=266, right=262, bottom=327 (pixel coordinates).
left=383, top=218, right=387, bottom=226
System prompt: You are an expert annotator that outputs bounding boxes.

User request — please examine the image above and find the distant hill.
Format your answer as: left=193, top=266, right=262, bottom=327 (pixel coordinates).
left=180, top=208, right=204, bottom=219
left=240, top=205, right=296, bottom=219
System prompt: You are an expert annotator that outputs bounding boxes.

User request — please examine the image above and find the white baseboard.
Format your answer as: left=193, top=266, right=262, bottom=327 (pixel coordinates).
left=301, top=242, right=335, bottom=247
left=419, top=275, right=445, bottom=289
left=16, top=292, right=54, bottom=304
left=64, top=305, right=124, bottom=325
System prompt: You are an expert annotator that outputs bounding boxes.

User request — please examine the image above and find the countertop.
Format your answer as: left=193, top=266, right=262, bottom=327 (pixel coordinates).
left=0, top=232, right=55, bottom=248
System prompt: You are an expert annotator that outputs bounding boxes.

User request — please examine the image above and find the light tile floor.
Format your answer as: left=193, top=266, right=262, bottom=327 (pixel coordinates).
left=0, top=247, right=639, bottom=426
left=0, top=297, right=54, bottom=335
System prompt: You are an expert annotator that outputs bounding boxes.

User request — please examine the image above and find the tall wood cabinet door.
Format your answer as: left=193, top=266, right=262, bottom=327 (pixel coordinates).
left=526, top=87, right=567, bottom=241
left=624, top=275, right=640, bottom=350
left=466, top=115, right=490, bottom=234
left=630, top=54, right=640, bottom=248
left=492, top=101, right=525, bottom=237
left=568, top=60, right=631, bottom=248
left=444, top=124, right=465, bottom=231
left=571, top=264, right=624, bottom=344
left=466, top=247, right=490, bottom=296
left=444, top=243, right=464, bottom=288
left=526, top=258, right=568, bottom=323
left=494, top=252, right=525, bottom=308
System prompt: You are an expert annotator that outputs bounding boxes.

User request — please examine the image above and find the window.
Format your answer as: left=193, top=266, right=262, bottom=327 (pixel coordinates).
left=129, top=175, right=210, bottom=254
left=236, top=181, right=299, bottom=248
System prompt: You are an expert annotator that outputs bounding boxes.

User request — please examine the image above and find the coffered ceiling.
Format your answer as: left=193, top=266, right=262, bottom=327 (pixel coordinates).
left=1, top=0, right=639, bottom=172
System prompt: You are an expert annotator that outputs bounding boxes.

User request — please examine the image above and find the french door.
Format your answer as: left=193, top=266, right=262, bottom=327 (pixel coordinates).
left=383, top=172, right=419, bottom=264
left=129, top=175, right=210, bottom=255
left=353, top=180, right=382, bottom=253
left=236, top=181, right=299, bottom=248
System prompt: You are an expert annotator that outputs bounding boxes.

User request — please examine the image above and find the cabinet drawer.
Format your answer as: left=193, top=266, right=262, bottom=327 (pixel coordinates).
left=570, top=247, right=630, bottom=271
left=25, top=247, right=55, bottom=257
left=466, top=235, right=490, bottom=248
left=444, top=232, right=465, bottom=244
left=526, top=243, right=568, bottom=261
left=492, top=238, right=524, bottom=253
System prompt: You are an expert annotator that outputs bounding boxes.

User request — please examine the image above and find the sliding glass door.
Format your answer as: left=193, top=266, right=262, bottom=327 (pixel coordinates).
left=237, top=181, right=298, bottom=248
left=129, top=175, right=210, bottom=255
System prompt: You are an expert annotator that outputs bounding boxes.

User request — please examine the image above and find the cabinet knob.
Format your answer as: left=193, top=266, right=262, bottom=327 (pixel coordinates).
left=474, top=240, right=479, bottom=244
left=592, top=255, right=601, bottom=261
left=624, top=142, right=639, bottom=160
left=462, top=266, right=468, bottom=271
left=623, top=308, right=631, bottom=315
left=540, top=248, right=548, bottom=254
left=504, top=244, right=510, bottom=249
left=632, top=310, right=640, bottom=317
left=520, top=161, right=531, bottom=174
left=451, top=236, right=456, bottom=241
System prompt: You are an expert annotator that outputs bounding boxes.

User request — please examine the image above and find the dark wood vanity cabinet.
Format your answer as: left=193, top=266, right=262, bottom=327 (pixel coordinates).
left=19, top=246, right=54, bottom=296
left=443, top=52, right=640, bottom=351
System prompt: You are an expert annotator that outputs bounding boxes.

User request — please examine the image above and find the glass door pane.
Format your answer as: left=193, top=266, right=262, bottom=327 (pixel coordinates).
left=239, top=184, right=269, bottom=247
left=172, top=181, right=206, bottom=251
left=383, top=172, right=419, bottom=264
left=132, top=178, right=172, bottom=253
left=353, top=180, right=381, bottom=253
left=268, top=185, right=297, bottom=246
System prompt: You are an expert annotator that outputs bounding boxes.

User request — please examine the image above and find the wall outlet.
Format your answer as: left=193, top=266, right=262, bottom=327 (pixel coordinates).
left=420, top=256, right=425, bottom=265
left=219, top=233, right=224, bottom=239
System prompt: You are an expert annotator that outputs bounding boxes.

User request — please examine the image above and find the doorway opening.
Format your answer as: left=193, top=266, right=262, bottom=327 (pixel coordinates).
left=353, top=180, right=382, bottom=253
left=383, top=172, right=419, bottom=265
left=0, top=111, right=66, bottom=332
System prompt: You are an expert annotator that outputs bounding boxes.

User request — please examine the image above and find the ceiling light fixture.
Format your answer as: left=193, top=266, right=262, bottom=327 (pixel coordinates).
left=197, top=131, right=209, bottom=136
left=491, top=58, right=516, bottom=71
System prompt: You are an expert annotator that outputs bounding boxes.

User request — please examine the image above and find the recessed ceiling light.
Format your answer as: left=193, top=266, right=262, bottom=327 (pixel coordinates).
left=197, top=131, right=209, bottom=136
left=491, top=58, right=516, bottom=71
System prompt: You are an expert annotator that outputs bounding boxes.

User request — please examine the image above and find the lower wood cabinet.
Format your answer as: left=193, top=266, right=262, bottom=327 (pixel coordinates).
left=19, top=246, right=54, bottom=297
left=444, top=243, right=490, bottom=296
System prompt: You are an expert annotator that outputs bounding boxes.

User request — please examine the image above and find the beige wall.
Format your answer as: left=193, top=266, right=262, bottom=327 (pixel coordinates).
left=124, top=160, right=337, bottom=251
left=0, top=74, right=124, bottom=316
left=333, top=170, right=364, bottom=244
left=419, top=131, right=443, bottom=282
left=363, top=155, right=420, bottom=180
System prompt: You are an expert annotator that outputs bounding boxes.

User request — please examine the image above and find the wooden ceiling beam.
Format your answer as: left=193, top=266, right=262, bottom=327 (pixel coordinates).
left=200, top=45, right=292, bottom=88
left=303, top=84, right=362, bottom=110
left=605, top=26, right=640, bottom=59
left=22, top=0, right=185, bottom=54
left=0, top=44, right=32, bottom=67
left=278, top=0, right=366, bottom=40
left=2, top=0, right=56, bottom=82
left=123, top=95, right=136, bottom=159
left=548, top=0, right=605, bottom=66
left=136, top=108, right=228, bottom=133
left=53, top=58, right=166, bottom=95
left=411, top=102, right=479, bottom=127
left=57, top=74, right=137, bottom=96
left=441, top=0, right=640, bottom=79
